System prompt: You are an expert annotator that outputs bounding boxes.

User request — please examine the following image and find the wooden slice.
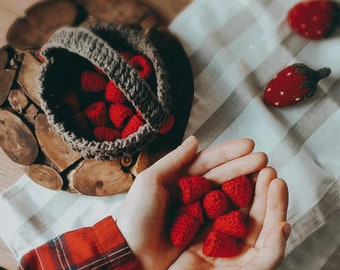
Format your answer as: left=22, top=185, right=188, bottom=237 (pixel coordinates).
left=0, top=69, right=16, bottom=106
left=35, top=114, right=82, bottom=172
left=26, top=164, right=63, bottom=191
left=8, top=89, right=29, bottom=113
left=6, top=0, right=82, bottom=50
left=78, top=0, right=157, bottom=25
left=17, top=52, right=42, bottom=106
left=0, top=109, right=38, bottom=165
left=130, top=151, right=149, bottom=177
left=72, top=159, right=134, bottom=196
left=0, top=49, right=8, bottom=70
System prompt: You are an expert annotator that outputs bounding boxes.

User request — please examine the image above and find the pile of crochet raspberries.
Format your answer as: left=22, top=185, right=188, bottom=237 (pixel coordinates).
left=169, top=174, right=253, bottom=258
left=55, top=51, right=174, bottom=141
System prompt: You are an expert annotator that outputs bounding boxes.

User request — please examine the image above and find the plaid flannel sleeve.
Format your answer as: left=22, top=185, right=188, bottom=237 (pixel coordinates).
left=19, top=216, right=140, bottom=270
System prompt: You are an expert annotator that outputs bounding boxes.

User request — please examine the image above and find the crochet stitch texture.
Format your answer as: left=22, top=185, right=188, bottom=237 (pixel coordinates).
left=39, top=24, right=172, bottom=159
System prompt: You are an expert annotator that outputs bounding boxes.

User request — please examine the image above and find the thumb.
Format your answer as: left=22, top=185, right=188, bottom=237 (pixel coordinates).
left=144, top=135, right=199, bottom=185
left=251, top=222, right=291, bottom=270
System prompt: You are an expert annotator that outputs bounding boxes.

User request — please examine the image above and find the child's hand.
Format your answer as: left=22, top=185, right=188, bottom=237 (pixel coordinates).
left=116, top=136, right=288, bottom=270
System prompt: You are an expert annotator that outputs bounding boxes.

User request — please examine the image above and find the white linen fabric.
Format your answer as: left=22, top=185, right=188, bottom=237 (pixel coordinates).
left=0, top=0, right=339, bottom=268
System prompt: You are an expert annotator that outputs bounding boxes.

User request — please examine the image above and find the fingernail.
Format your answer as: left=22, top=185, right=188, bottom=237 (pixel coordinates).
left=283, top=223, right=291, bottom=241
left=181, top=135, right=196, bottom=147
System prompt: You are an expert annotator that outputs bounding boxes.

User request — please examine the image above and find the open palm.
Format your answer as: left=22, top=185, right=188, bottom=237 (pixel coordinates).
left=117, top=136, right=289, bottom=270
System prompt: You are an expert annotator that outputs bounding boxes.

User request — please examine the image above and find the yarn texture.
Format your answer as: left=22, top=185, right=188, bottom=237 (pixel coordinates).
left=39, top=23, right=173, bottom=159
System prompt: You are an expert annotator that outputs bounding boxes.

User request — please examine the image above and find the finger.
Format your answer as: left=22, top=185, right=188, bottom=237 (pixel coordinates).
left=187, top=138, right=255, bottom=176
left=244, top=167, right=277, bottom=247
left=203, top=152, right=268, bottom=184
left=250, top=222, right=291, bottom=270
left=255, top=178, right=289, bottom=249
left=138, top=135, right=199, bottom=186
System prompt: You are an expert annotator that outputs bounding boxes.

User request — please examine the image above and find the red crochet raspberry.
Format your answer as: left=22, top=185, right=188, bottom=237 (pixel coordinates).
left=109, top=103, right=134, bottom=129
left=213, top=210, right=246, bottom=238
left=105, top=81, right=126, bottom=104
left=130, top=55, right=152, bottom=79
left=72, top=112, right=90, bottom=133
left=93, top=126, right=120, bottom=142
left=170, top=212, right=201, bottom=248
left=159, top=114, right=175, bottom=135
left=202, top=230, right=239, bottom=258
left=179, top=201, right=204, bottom=225
left=121, top=114, right=145, bottom=138
left=203, top=190, right=229, bottom=219
left=85, top=101, right=108, bottom=126
left=177, top=176, right=212, bottom=204
left=221, top=175, right=252, bottom=208
left=81, top=70, right=108, bottom=93
left=61, top=93, right=80, bottom=113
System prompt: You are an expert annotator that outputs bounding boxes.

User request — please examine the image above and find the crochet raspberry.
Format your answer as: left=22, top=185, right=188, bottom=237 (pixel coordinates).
left=85, top=101, right=108, bottom=126
left=179, top=201, right=204, bottom=225
left=287, top=0, right=339, bottom=40
left=263, top=63, right=331, bottom=107
left=203, top=190, right=229, bottom=219
left=202, top=230, right=239, bottom=258
left=104, top=81, right=126, bottom=104
left=170, top=212, right=201, bottom=248
left=159, top=114, right=175, bottom=135
left=178, top=175, right=212, bottom=204
left=221, top=175, right=252, bottom=208
left=109, top=103, right=134, bottom=129
left=72, top=112, right=90, bottom=133
left=93, top=126, right=120, bottom=142
left=80, top=70, right=108, bottom=93
left=121, top=114, right=144, bottom=138
left=130, top=55, right=152, bottom=79
left=213, top=210, right=246, bottom=238
left=60, top=93, right=80, bottom=113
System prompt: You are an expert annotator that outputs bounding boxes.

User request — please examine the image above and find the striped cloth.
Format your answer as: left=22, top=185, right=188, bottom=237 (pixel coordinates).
left=0, top=0, right=339, bottom=268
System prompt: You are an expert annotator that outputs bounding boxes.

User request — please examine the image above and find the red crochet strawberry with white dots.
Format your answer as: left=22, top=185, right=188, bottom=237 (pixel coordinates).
left=287, top=0, right=340, bottom=40
left=263, top=63, right=331, bottom=107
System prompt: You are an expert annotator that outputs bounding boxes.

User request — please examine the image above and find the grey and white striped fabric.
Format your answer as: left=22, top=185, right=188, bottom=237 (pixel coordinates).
left=0, top=0, right=339, bottom=268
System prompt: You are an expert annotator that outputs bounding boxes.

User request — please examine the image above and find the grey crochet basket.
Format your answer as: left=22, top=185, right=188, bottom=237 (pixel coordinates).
left=39, top=23, right=172, bottom=160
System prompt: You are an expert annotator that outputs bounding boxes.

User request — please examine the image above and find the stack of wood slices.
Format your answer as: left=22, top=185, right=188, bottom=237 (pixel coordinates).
left=0, top=0, right=193, bottom=196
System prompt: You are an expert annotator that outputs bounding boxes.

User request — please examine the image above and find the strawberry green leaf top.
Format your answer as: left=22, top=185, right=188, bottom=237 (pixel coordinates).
left=287, top=0, right=339, bottom=40
left=263, top=63, right=331, bottom=107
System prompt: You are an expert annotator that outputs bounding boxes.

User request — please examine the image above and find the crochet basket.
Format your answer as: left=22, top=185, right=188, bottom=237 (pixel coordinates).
left=38, top=23, right=179, bottom=160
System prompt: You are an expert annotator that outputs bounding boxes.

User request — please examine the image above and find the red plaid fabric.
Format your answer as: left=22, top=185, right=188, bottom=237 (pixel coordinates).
left=19, top=216, right=139, bottom=270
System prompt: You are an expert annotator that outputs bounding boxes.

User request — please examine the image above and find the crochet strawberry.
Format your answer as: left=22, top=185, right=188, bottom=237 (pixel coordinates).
left=105, top=81, right=127, bottom=104
left=170, top=212, right=201, bottom=248
left=93, top=126, right=121, bottom=142
left=202, top=230, right=239, bottom=258
left=263, top=63, right=331, bottom=107
left=109, top=103, right=134, bottom=129
left=177, top=176, right=212, bottom=204
left=221, top=175, right=252, bottom=208
left=287, top=0, right=339, bottom=40
left=85, top=101, right=108, bottom=126
left=214, top=210, right=247, bottom=238
left=81, top=70, right=108, bottom=92
left=203, top=190, right=229, bottom=219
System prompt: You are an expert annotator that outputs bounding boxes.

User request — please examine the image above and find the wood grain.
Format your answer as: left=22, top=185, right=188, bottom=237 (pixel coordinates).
left=0, top=0, right=192, bottom=269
